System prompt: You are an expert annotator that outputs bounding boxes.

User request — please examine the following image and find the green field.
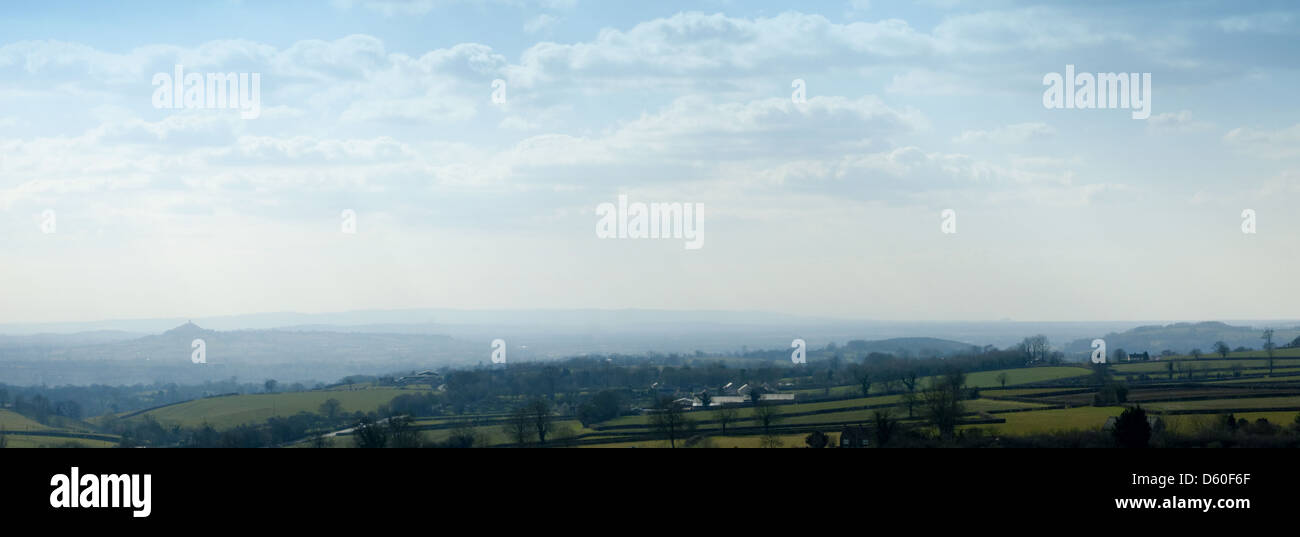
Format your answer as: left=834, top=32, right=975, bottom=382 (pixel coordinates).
left=774, top=398, right=1048, bottom=427
left=415, top=419, right=598, bottom=447
left=579, top=433, right=811, bottom=449
left=959, top=406, right=1126, bottom=435
left=791, top=366, right=1091, bottom=398
left=1206, top=376, right=1300, bottom=385
left=127, top=388, right=414, bottom=430
left=964, top=367, right=1090, bottom=387
left=1, top=435, right=119, bottom=448
left=989, top=387, right=1077, bottom=397
left=0, top=409, right=53, bottom=432
left=1142, top=395, right=1300, bottom=412
left=1, top=409, right=121, bottom=448
left=1112, top=359, right=1300, bottom=374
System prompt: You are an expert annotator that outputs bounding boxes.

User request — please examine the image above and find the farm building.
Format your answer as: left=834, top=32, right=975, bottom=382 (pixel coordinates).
left=692, top=395, right=747, bottom=407
left=396, top=370, right=442, bottom=385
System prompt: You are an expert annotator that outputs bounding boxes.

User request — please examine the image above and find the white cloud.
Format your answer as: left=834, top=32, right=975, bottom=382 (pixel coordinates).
left=1224, top=123, right=1300, bottom=159
left=1146, top=110, right=1214, bottom=134
left=1218, top=13, right=1296, bottom=34
left=331, top=0, right=577, bottom=16
left=953, top=122, right=1055, bottom=144
left=525, top=14, right=561, bottom=34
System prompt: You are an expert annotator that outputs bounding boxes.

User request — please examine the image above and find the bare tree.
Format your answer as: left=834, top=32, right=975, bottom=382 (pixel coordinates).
left=853, top=367, right=871, bottom=398
left=996, top=372, right=1009, bottom=389
left=649, top=397, right=693, bottom=448
left=873, top=410, right=898, bottom=447
left=715, top=405, right=739, bottom=436
left=541, top=366, right=561, bottom=400
left=386, top=415, right=421, bottom=448
left=901, top=371, right=919, bottom=418
left=503, top=406, right=531, bottom=447
left=752, top=400, right=784, bottom=436
left=1214, top=341, right=1230, bottom=360
left=924, top=369, right=966, bottom=441
left=1263, top=329, right=1276, bottom=376
left=445, top=421, right=488, bottom=448
left=1018, top=335, right=1051, bottom=364
left=528, top=398, right=554, bottom=446
left=318, top=398, right=343, bottom=421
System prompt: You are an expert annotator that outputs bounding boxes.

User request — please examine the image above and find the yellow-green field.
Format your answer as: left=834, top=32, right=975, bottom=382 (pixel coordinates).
left=1, top=435, right=118, bottom=448
left=126, top=388, right=413, bottom=430
left=417, top=419, right=597, bottom=447
left=1207, top=376, right=1300, bottom=385
left=959, top=406, right=1127, bottom=435
left=579, top=433, right=811, bottom=448
left=0, top=409, right=53, bottom=431
left=989, top=387, right=1076, bottom=397
left=1142, top=395, right=1300, bottom=412
left=792, top=366, right=1092, bottom=397
left=964, top=367, right=1091, bottom=387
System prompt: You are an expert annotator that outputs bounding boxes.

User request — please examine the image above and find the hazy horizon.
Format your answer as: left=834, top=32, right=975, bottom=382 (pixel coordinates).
left=2, top=305, right=1296, bottom=340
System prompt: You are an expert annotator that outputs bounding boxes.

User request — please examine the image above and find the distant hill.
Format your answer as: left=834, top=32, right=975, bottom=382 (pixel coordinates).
left=0, top=323, right=475, bottom=386
left=1065, top=322, right=1300, bottom=357
left=839, top=337, right=981, bottom=358
left=79, top=322, right=467, bottom=364
left=0, top=330, right=144, bottom=346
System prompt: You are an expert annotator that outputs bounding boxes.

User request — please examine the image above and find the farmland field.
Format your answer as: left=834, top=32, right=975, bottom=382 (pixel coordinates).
left=579, top=433, right=811, bottom=449
left=790, top=366, right=1090, bottom=397
left=126, top=388, right=412, bottom=430
left=0, top=409, right=52, bottom=432
left=963, top=367, right=1090, bottom=387
left=0, top=435, right=118, bottom=448
left=959, top=406, right=1127, bottom=436
left=1142, top=395, right=1300, bottom=412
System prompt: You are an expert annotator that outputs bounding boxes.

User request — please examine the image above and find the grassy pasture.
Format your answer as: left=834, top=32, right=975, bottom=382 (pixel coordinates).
left=129, top=388, right=413, bottom=430
left=579, top=433, right=811, bottom=448
left=963, top=367, right=1090, bottom=387
left=959, top=406, right=1126, bottom=436
left=0, top=409, right=53, bottom=431
left=1142, top=395, right=1300, bottom=412
left=791, top=366, right=1090, bottom=398
left=1112, top=359, right=1300, bottom=374
left=0, top=435, right=119, bottom=448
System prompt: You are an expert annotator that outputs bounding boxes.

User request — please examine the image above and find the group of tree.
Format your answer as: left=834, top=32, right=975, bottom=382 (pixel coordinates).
left=502, top=399, right=557, bottom=447
left=922, top=369, right=968, bottom=441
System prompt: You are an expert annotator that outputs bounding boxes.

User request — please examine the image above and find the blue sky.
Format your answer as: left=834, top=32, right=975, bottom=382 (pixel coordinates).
left=1, top=0, right=1298, bottom=324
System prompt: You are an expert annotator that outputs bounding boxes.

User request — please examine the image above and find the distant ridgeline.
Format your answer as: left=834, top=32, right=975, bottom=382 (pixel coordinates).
left=1064, top=322, right=1300, bottom=358
left=837, top=337, right=982, bottom=358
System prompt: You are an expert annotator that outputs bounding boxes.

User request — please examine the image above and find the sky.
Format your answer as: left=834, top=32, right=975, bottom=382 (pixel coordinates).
left=0, top=0, right=1298, bottom=324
